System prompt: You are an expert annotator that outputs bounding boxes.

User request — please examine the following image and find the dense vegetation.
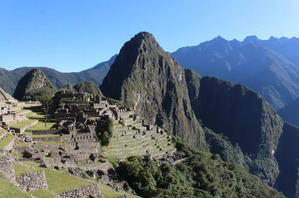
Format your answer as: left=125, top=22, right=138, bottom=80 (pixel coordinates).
left=95, top=117, right=113, bottom=146
left=117, top=137, right=284, bottom=198
left=74, top=81, right=103, bottom=97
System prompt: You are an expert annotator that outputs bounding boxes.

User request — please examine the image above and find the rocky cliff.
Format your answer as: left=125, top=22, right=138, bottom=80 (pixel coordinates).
left=185, top=69, right=284, bottom=185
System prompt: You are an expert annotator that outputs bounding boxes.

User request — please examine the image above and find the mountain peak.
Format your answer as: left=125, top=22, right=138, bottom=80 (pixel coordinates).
left=210, top=36, right=227, bottom=43
left=13, top=68, right=56, bottom=101
left=133, top=31, right=155, bottom=40
left=243, top=35, right=259, bottom=43
left=124, top=31, right=161, bottom=52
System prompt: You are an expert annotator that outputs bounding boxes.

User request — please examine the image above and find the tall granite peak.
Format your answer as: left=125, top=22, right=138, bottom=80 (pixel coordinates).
left=13, top=68, right=56, bottom=101
left=101, top=32, right=207, bottom=147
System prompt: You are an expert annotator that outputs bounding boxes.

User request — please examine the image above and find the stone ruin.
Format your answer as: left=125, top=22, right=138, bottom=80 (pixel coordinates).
left=16, top=170, right=48, bottom=191
left=0, top=88, right=27, bottom=126
left=58, top=183, right=103, bottom=198
left=0, top=156, right=15, bottom=183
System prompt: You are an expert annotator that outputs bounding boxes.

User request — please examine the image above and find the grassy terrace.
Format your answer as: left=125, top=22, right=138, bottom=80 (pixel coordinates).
left=8, top=119, right=36, bottom=129
left=27, top=121, right=56, bottom=131
left=104, top=118, right=176, bottom=160
left=15, top=161, right=93, bottom=194
left=23, top=131, right=60, bottom=138
left=31, top=190, right=56, bottom=198
left=0, top=129, right=4, bottom=136
left=0, top=176, right=29, bottom=198
left=0, top=133, right=14, bottom=149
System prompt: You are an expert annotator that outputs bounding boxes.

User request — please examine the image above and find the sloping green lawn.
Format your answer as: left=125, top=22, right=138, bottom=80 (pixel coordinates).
left=27, top=122, right=56, bottom=131
left=22, top=161, right=92, bottom=194
left=0, top=133, right=14, bottom=149
left=30, top=190, right=56, bottom=198
left=8, top=119, right=36, bottom=129
left=0, top=176, right=29, bottom=198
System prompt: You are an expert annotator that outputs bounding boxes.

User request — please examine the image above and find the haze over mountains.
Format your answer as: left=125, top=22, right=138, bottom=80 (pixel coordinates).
left=172, top=36, right=299, bottom=111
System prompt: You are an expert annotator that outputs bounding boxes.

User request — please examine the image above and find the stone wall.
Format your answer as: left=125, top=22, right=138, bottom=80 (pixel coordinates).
left=33, top=136, right=61, bottom=142
left=59, top=183, right=103, bottom=198
left=0, top=156, right=15, bottom=182
left=13, top=120, right=38, bottom=134
left=16, top=171, right=48, bottom=191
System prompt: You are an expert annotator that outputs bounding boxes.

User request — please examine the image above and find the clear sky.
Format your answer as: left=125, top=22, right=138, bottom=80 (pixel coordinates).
left=0, top=0, right=298, bottom=72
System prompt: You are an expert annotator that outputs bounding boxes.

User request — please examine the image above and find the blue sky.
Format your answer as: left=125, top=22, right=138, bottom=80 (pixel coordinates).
left=0, top=0, right=298, bottom=72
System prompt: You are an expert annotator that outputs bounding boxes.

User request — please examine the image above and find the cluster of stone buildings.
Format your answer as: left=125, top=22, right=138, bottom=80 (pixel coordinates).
left=0, top=90, right=26, bottom=126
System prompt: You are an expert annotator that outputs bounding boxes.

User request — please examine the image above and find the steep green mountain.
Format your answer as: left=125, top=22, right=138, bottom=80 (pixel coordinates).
left=185, top=69, right=284, bottom=185
left=0, top=55, right=115, bottom=95
left=13, top=68, right=57, bottom=101
left=101, top=32, right=207, bottom=148
left=278, top=98, right=299, bottom=127
left=172, top=37, right=299, bottom=110
left=74, top=81, right=103, bottom=96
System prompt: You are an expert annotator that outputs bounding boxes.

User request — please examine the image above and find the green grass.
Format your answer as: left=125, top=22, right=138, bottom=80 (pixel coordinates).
left=100, top=184, right=140, bottom=198
left=16, top=141, right=29, bottom=147
left=30, top=190, right=56, bottom=198
left=0, top=129, right=5, bottom=136
left=14, top=162, right=36, bottom=177
left=8, top=119, right=36, bottom=129
left=0, top=176, right=29, bottom=198
left=22, top=161, right=92, bottom=193
left=24, top=131, right=59, bottom=138
left=0, top=133, right=14, bottom=149
left=45, top=168, right=92, bottom=193
left=30, top=113, right=45, bottom=119
left=27, top=122, right=56, bottom=131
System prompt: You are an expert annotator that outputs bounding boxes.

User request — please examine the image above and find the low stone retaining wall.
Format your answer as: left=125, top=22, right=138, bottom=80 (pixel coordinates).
left=3, top=136, right=15, bottom=151
left=0, top=156, right=15, bottom=182
left=16, top=171, right=48, bottom=191
left=31, top=129, right=57, bottom=135
left=13, top=120, right=38, bottom=134
left=33, top=136, right=61, bottom=142
left=59, top=183, right=103, bottom=198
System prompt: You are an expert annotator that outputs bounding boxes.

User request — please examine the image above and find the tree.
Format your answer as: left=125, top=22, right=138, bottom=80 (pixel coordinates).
left=37, top=94, right=53, bottom=127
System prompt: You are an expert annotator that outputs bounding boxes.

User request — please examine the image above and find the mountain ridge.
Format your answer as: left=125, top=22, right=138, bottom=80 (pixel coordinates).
left=0, top=56, right=115, bottom=95
left=172, top=36, right=299, bottom=110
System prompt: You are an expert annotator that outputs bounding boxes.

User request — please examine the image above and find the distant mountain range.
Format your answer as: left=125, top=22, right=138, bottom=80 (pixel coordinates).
left=171, top=36, right=299, bottom=111
left=0, top=55, right=116, bottom=95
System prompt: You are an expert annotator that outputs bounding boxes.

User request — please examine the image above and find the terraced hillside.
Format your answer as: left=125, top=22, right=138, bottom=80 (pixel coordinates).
left=103, top=115, right=176, bottom=160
